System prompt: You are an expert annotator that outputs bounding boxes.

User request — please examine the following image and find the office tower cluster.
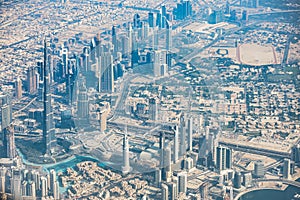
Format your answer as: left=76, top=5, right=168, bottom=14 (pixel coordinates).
left=156, top=113, right=200, bottom=199
left=173, top=1, right=193, bottom=20
left=0, top=166, right=59, bottom=200
left=240, top=0, right=259, bottom=8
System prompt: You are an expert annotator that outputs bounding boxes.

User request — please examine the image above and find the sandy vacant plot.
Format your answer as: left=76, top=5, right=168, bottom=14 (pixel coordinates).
left=238, top=43, right=277, bottom=66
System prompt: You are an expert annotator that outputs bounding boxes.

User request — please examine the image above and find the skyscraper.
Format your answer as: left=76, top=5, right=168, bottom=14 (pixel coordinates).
left=187, top=117, right=193, bottom=152
left=216, top=146, right=232, bottom=171
left=177, top=172, right=187, bottom=194
left=62, top=48, right=68, bottom=79
left=112, top=25, right=118, bottom=59
left=167, top=182, right=177, bottom=200
left=179, top=114, right=186, bottom=158
left=161, top=183, right=168, bottom=200
left=173, top=126, right=179, bottom=163
left=0, top=167, right=6, bottom=193
left=233, top=171, right=242, bottom=189
left=121, top=35, right=129, bottom=57
left=15, top=77, right=22, bottom=99
left=283, top=158, right=291, bottom=179
left=149, top=98, right=158, bottom=121
left=254, top=160, right=265, bottom=178
left=26, top=66, right=37, bottom=94
left=133, top=14, right=141, bottom=29
left=77, top=81, right=89, bottom=120
left=291, top=144, right=300, bottom=164
left=40, top=176, right=48, bottom=198
left=159, top=132, right=165, bottom=168
left=98, top=109, right=108, bottom=132
left=42, top=39, right=56, bottom=155
left=165, top=19, right=172, bottom=51
left=11, top=169, right=22, bottom=200
left=153, top=27, right=159, bottom=50
left=148, top=12, right=156, bottom=28
left=152, top=50, right=167, bottom=77
left=99, top=52, right=114, bottom=93
left=3, top=124, right=15, bottom=159
left=163, top=146, right=172, bottom=181
left=122, top=132, right=130, bottom=174
left=50, top=169, right=59, bottom=199
left=1, top=94, right=12, bottom=142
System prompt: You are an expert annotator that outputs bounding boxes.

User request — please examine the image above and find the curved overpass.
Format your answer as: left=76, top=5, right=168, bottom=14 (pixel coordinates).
left=234, top=179, right=300, bottom=200
left=234, top=188, right=282, bottom=200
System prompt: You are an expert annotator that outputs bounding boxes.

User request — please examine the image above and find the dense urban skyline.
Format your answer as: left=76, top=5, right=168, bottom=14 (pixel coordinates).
left=0, top=0, right=300, bottom=200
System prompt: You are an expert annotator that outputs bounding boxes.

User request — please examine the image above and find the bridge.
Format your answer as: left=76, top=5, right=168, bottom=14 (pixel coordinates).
left=218, top=141, right=291, bottom=159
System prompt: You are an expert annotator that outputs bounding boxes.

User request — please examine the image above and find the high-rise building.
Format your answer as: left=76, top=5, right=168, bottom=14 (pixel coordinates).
left=216, top=146, right=232, bottom=171
left=11, top=169, right=22, bottom=200
left=61, top=48, right=68, bottom=79
left=173, top=126, right=179, bottom=163
left=243, top=172, right=252, bottom=187
left=156, top=12, right=162, bottom=29
left=0, top=167, right=6, bottom=193
left=161, top=183, right=168, bottom=200
left=21, top=180, right=27, bottom=196
left=291, top=144, right=300, bottom=165
left=50, top=169, right=59, bottom=199
left=3, top=124, right=15, bottom=159
left=99, top=52, right=114, bottom=93
left=167, top=182, right=177, bottom=200
left=98, top=109, right=108, bottom=132
left=122, top=133, right=130, bottom=174
left=40, top=176, right=48, bottom=198
left=31, top=170, right=40, bottom=191
left=253, top=0, right=259, bottom=8
left=179, top=114, right=186, bottom=158
left=1, top=97, right=11, bottom=128
left=42, top=39, right=56, bottom=155
left=148, top=12, right=156, bottom=28
left=242, top=10, right=248, bottom=21
left=26, top=66, right=37, bottom=94
left=254, top=160, right=264, bottom=178
left=155, top=168, right=161, bottom=187
left=283, top=158, right=291, bottom=179
left=149, top=98, right=158, bottom=121
left=174, top=0, right=192, bottom=20
left=152, top=50, right=167, bottom=77
left=162, top=147, right=172, bottom=181
left=27, top=181, right=36, bottom=198
left=121, top=35, right=129, bottom=57
left=77, top=81, right=89, bottom=119
left=178, top=172, right=187, bottom=194
left=233, top=171, right=242, bottom=189
left=133, top=14, right=141, bottom=29
left=187, top=117, right=193, bottom=152
left=159, top=132, right=165, bottom=168
left=15, top=77, right=22, bottom=99
left=165, top=19, right=172, bottom=51
left=112, top=25, right=118, bottom=59
left=198, top=135, right=207, bottom=165
left=199, top=182, right=208, bottom=199
left=209, top=10, right=223, bottom=24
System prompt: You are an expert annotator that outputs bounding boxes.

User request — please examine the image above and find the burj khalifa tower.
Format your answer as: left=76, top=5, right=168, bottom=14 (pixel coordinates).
left=42, top=39, right=56, bottom=155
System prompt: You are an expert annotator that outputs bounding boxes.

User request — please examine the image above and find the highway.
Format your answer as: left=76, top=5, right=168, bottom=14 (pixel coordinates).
left=109, top=73, right=138, bottom=121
